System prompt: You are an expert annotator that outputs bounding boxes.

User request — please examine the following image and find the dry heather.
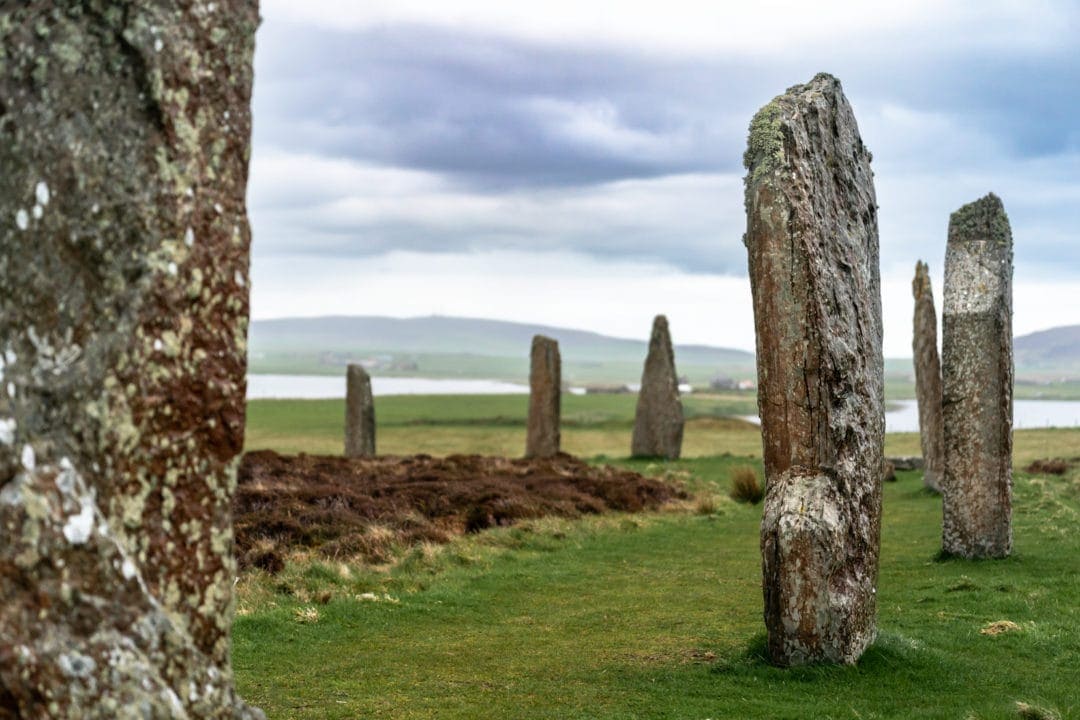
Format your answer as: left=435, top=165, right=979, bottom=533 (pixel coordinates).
left=728, top=465, right=764, bottom=504
left=234, top=451, right=686, bottom=571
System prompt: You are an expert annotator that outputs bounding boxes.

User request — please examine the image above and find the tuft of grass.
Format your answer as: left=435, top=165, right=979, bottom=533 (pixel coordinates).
left=292, top=606, right=320, bottom=624
left=980, top=620, right=1021, bottom=636
left=729, top=465, right=764, bottom=504
left=1015, top=701, right=1060, bottom=720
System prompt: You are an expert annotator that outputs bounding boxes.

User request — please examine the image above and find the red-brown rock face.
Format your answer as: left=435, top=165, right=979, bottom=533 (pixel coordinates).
left=744, top=73, right=884, bottom=666
left=0, top=3, right=262, bottom=717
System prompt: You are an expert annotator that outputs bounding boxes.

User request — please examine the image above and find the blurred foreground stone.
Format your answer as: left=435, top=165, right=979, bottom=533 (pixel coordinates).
left=0, top=3, right=262, bottom=717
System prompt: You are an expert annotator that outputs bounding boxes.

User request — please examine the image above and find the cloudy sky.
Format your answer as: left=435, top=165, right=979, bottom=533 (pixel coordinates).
left=248, top=0, right=1080, bottom=357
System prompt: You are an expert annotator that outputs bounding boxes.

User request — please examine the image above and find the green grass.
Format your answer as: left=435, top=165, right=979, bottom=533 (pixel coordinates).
left=234, top=396, right=1080, bottom=719
left=244, top=393, right=760, bottom=457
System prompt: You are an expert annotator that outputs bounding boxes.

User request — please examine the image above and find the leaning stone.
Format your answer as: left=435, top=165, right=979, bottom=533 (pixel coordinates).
left=525, top=335, right=561, bottom=458
left=883, top=459, right=897, bottom=483
left=631, top=315, right=684, bottom=459
left=744, top=73, right=884, bottom=666
left=912, top=261, right=944, bottom=492
left=941, top=194, right=1014, bottom=559
left=0, top=4, right=262, bottom=718
left=345, top=364, right=376, bottom=457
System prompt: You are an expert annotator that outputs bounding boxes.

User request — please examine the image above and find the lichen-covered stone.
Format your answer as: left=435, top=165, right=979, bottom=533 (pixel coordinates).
left=912, top=261, right=944, bottom=493
left=744, top=73, right=884, bottom=666
left=525, top=336, right=560, bottom=458
left=345, top=364, right=376, bottom=457
left=941, top=194, right=1013, bottom=559
left=0, top=3, right=262, bottom=718
left=631, top=315, right=684, bottom=459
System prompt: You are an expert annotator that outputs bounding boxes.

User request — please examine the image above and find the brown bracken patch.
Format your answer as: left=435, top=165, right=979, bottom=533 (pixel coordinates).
left=1024, top=458, right=1071, bottom=475
left=234, top=451, right=686, bottom=572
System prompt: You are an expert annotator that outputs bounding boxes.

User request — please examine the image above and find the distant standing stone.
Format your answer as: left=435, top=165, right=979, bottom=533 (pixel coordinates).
left=345, top=364, right=376, bottom=457
left=912, top=261, right=945, bottom=492
left=744, top=73, right=884, bottom=666
left=941, top=194, right=1014, bottom=558
left=525, top=335, right=561, bottom=458
left=632, top=315, right=684, bottom=459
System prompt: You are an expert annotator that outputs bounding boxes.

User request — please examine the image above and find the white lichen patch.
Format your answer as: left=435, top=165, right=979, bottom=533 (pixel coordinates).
left=184, top=227, right=195, bottom=246
left=63, top=502, right=96, bottom=544
left=15, top=208, right=29, bottom=230
left=943, top=240, right=1008, bottom=315
left=0, top=417, right=15, bottom=446
left=20, top=444, right=35, bottom=471
left=31, top=204, right=43, bottom=220
left=35, top=180, right=50, bottom=206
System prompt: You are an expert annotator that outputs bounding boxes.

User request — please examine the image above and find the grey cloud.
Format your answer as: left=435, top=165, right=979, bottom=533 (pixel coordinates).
left=249, top=18, right=1080, bottom=276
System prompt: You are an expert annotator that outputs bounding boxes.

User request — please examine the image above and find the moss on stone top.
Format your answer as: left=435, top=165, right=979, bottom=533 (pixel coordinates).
left=743, top=99, right=785, bottom=182
left=743, top=72, right=844, bottom=186
left=948, top=193, right=1012, bottom=246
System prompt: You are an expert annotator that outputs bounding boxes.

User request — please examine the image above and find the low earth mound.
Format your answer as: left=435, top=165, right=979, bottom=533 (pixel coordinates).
left=235, top=451, right=686, bottom=572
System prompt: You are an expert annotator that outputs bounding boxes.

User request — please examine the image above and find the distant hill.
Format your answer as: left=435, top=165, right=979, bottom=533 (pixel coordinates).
left=1015, top=324, right=1080, bottom=371
left=248, top=315, right=755, bottom=384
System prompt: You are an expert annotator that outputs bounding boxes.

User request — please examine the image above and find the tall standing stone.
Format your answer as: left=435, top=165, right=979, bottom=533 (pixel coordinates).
left=345, top=364, right=376, bottom=457
left=631, top=315, right=684, bottom=459
left=744, top=73, right=884, bottom=666
left=941, top=194, right=1014, bottom=558
left=912, top=261, right=945, bottom=492
left=525, top=335, right=560, bottom=458
left=0, top=5, right=262, bottom=718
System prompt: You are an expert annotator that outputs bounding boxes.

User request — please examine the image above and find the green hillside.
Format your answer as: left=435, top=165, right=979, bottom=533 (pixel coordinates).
left=248, top=315, right=757, bottom=385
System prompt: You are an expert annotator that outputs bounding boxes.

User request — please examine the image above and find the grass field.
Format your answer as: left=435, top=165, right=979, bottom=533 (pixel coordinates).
left=235, top=395, right=1080, bottom=719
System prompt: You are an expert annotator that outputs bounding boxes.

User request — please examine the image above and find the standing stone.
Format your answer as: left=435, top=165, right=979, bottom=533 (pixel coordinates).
left=744, top=73, right=884, bottom=666
left=941, top=194, right=1014, bottom=559
left=912, top=261, right=945, bottom=492
left=525, top=335, right=561, bottom=458
left=0, top=5, right=262, bottom=718
left=345, top=364, right=376, bottom=457
left=631, top=315, right=684, bottom=459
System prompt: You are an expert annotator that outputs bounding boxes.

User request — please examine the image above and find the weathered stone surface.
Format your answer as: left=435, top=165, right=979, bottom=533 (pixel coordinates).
left=345, top=364, right=376, bottom=457
left=525, top=335, right=560, bottom=458
left=0, top=4, right=262, bottom=718
left=631, top=315, right=684, bottom=459
left=941, top=194, right=1014, bottom=559
left=744, top=73, right=884, bottom=666
left=912, top=261, right=944, bottom=492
